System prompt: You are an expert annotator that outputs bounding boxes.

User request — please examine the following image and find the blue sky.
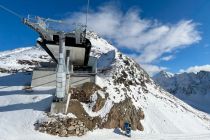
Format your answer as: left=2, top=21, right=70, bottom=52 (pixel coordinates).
left=0, top=0, right=210, bottom=75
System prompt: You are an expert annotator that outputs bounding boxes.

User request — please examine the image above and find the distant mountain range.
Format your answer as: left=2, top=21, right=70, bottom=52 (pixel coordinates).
left=153, top=70, right=210, bottom=113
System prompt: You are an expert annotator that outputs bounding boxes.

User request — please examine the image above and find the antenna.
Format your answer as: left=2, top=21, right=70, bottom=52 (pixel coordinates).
left=85, top=0, right=90, bottom=31
left=0, top=5, right=22, bottom=19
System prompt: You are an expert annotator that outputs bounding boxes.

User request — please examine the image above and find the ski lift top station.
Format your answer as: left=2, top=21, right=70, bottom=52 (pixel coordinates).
left=0, top=1, right=97, bottom=113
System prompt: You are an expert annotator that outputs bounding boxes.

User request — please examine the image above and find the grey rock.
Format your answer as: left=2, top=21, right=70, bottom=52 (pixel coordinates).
left=67, top=126, right=75, bottom=131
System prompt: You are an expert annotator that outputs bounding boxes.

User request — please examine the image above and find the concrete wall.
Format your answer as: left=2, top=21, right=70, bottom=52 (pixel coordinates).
left=31, top=69, right=95, bottom=88
left=31, top=70, right=56, bottom=87
left=88, top=56, right=97, bottom=73
left=70, top=75, right=95, bottom=87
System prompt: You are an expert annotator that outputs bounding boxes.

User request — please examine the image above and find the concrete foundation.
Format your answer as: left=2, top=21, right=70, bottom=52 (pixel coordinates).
left=31, top=69, right=56, bottom=87
left=50, top=102, right=66, bottom=114
left=31, top=69, right=96, bottom=88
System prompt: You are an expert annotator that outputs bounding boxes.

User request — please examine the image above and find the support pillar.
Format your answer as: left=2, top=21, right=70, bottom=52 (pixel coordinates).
left=66, top=50, right=70, bottom=95
left=55, top=32, right=66, bottom=100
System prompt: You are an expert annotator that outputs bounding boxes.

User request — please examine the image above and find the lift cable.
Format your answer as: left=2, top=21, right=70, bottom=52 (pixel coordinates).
left=0, top=5, right=22, bottom=19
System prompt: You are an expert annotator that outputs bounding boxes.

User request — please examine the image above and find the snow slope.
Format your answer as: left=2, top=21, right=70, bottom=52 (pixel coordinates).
left=0, top=47, right=50, bottom=72
left=0, top=33, right=210, bottom=140
left=153, top=70, right=210, bottom=114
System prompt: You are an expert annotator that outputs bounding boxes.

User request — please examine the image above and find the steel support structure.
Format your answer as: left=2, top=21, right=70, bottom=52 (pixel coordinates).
left=55, top=32, right=66, bottom=100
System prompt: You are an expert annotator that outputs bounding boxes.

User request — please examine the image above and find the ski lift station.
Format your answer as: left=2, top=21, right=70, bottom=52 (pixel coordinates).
left=0, top=3, right=98, bottom=114
left=23, top=15, right=97, bottom=113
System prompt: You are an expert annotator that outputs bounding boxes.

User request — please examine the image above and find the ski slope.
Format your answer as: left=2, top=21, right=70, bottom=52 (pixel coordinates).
left=0, top=77, right=210, bottom=140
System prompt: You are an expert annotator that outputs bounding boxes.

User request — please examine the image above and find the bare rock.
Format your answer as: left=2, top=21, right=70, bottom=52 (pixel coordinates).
left=92, top=94, right=106, bottom=112
left=102, top=98, right=144, bottom=131
left=76, top=129, right=80, bottom=135
left=59, top=129, right=67, bottom=137
left=38, top=127, right=46, bottom=132
left=67, top=126, right=75, bottom=131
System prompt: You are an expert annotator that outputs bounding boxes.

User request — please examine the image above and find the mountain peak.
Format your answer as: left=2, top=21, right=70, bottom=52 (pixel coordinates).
left=153, top=70, right=174, bottom=79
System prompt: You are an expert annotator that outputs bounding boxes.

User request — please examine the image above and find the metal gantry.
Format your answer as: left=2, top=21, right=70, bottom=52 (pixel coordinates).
left=0, top=4, right=96, bottom=113
left=23, top=16, right=92, bottom=102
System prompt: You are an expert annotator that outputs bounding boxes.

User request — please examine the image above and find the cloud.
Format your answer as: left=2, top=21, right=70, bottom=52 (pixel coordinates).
left=135, top=20, right=201, bottom=63
left=161, top=55, right=174, bottom=61
left=64, top=4, right=201, bottom=75
left=179, top=65, right=210, bottom=73
left=140, top=64, right=167, bottom=76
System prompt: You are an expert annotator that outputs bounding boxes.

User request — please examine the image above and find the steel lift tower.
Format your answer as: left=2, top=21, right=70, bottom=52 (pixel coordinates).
left=23, top=16, right=93, bottom=113
left=0, top=3, right=95, bottom=114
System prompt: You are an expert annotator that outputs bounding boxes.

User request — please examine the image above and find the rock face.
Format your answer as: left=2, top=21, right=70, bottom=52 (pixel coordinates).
left=17, top=60, right=39, bottom=66
left=35, top=75, right=146, bottom=136
left=68, top=82, right=145, bottom=131
left=102, top=99, right=144, bottom=131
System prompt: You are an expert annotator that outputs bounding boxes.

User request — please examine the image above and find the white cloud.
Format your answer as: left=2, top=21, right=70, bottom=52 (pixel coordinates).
left=179, top=65, right=210, bottom=73
left=64, top=4, right=201, bottom=75
left=136, top=20, right=201, bottom=63
left=140, top=64, right=167, bottom=76
left=161, top=55, right=174, bottom=61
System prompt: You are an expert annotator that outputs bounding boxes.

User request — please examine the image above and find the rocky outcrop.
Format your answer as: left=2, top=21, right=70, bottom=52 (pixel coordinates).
left=17, top=60, right=39, bottom=66
left=102, top=99, right=144, bottom=131
left=34, top=115, right=89, bottom=137
left=35, top=79, right=145, bottom=137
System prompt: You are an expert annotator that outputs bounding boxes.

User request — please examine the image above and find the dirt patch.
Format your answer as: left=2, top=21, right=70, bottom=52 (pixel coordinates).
left=67, top=99, right=101, bottom=130
left=67, top=83, right=104, bottom=130
left=67, top=100, right=88, bottom=118
left=70, top=82, right=101, bottom=103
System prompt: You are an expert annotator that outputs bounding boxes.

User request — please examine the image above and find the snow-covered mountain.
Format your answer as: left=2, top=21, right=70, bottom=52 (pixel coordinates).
left=153, top=70, right=210, bottom=114
left=0, top=33, right=210, bottom=140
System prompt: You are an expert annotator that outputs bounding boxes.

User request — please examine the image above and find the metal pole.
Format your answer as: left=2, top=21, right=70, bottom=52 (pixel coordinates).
left=55, top=32, right=66, bottom=100
left=65, top=50, right=71, bottom=114
left=85, top=0, right=90, bottom=29
left=66, top=50, right=70, bottom=94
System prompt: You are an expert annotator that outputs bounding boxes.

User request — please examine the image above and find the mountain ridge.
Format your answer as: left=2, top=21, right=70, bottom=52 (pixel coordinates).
left=153, top=70, right=210, bottom=113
